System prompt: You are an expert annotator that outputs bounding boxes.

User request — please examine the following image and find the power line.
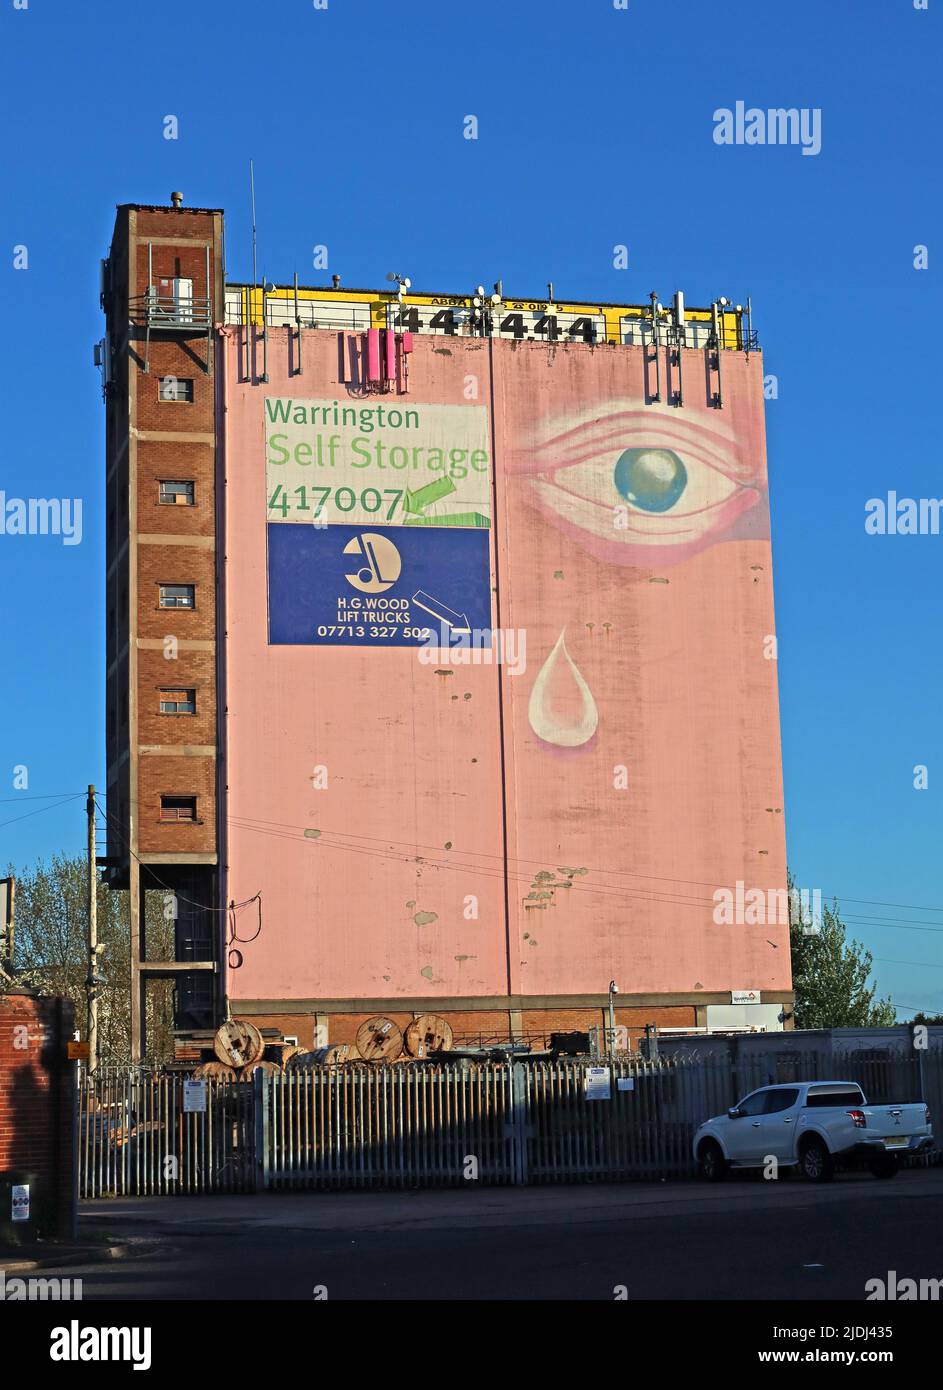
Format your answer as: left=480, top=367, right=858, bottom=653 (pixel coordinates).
left=94, top=799, right=259, bottom=916
left=226, top=816, right=943, bottom=934
left=0, top=792, right=86, bottom=803
left=0, top=793, right=86, bottom=831
left=223, top=810, right=943, bottom=918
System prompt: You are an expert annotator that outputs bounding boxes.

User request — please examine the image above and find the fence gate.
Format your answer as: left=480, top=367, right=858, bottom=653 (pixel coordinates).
left=79, top=1067, right=255, bottom=1197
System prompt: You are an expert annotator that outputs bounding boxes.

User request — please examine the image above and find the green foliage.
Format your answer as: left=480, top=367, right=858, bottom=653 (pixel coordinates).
left=3, top=853, right=175, bottom=1064
left=789, top=889, right=896, bottom=1029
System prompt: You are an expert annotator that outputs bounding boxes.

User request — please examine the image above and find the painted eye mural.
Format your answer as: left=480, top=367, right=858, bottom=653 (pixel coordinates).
left=613, top=448, right=688, bottom=512
left=511, top=401, right=766, bottom=569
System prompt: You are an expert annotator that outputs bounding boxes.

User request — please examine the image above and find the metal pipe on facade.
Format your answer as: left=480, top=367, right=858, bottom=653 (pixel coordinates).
left=711, top=300, right=724, bottom=407
left=649, top=291, right=661, bottom=402
left=294, top=271, right=303, bottom=375
left=261, top=275, right=268, bottom=382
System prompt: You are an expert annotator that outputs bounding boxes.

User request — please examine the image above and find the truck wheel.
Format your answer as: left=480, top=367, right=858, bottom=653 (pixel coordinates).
left=698, top=1140, right=728, bottom=1182
left=799, top=1137, right=834, bottom=1183
left=868, top=1153, right=900, bottom=1180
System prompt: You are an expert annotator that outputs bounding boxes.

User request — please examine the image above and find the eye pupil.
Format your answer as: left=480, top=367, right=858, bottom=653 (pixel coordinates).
left=614, top=449, right=687, bottom=513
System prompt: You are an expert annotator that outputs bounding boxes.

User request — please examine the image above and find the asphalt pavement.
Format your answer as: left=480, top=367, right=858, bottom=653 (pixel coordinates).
left=20, top=1165, right=943, bottom=1301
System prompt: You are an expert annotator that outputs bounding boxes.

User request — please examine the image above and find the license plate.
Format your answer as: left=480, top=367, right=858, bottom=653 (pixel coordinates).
left=885, top=1137, right=907, bottom=1148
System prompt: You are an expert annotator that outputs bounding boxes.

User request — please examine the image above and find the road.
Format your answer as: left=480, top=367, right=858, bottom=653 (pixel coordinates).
left=32, top=1166, right=943, bottom=1301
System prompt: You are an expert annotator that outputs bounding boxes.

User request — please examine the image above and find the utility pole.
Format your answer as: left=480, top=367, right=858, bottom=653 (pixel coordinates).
left=86, top=785, right=98, bottom=1072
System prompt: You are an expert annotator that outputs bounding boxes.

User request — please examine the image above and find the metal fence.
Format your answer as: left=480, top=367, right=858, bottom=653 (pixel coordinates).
left=78, top=1049, right=940, bottom=1198
left=79, top=1067, right=255, bottom=1198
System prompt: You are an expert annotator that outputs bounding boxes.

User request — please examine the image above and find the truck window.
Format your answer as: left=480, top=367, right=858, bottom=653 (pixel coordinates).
left=763, top=1088, right=800, bottom=1113
left=735, top=1090, right=769, bottom=1117
left=805, top=1086, right=865, bottom=1108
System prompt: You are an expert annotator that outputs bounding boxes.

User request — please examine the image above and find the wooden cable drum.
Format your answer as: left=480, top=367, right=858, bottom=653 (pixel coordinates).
left=214, top=1018, right=264, bottom=1068
left=355, top=1017, right=403, bottom=1062
left=404, top=1014, right=454, bottom=1058
left=269, top=1044, right=305, bottom=1068
left=192, top=1061, right=238, bottom=1082
left=239, top=1058, right=282, bottom=1080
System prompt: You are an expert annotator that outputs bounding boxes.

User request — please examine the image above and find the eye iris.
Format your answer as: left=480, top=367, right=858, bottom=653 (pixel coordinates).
left=614, top=448, right=687, bottom=513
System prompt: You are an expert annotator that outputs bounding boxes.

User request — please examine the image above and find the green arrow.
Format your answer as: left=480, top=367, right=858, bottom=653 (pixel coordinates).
left=403, top=511, right=491, bottom=528
left=404, top=475, right=457, bottom=515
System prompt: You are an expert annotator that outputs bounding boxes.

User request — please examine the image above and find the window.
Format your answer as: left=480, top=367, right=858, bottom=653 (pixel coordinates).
left=734, top=1090, right=768, bottom=1117
left=159, top=688, right=196, bottom=715
left=159, top=584, right=194, bottom=609
left=763, top=1088, right=800, bottom=1114
left=805, top=1085, right=865, bottom=1109
left=159, top=480, right=195, bottom=506
left=159, top=376, right=194, bottom=402
left=160, top=795, right=197, bottom=823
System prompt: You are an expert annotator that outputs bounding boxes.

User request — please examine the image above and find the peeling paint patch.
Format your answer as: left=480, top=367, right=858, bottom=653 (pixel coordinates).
left=420, top=966, right=434, bottom=979
left=648, top=577, right=669, bottom=584
left=434, top=669, right=453, bottom=677
left=454, top=954, right=476, bottom=963
left=522, top=863, right=585, bottom=912
left=304, top=828, right=321, bottom=839
left=444, top=841, right=453, bottom=850
left=414, top=911, right=438, bottom=926
left=553, top=570, right=564, bottom=579
left=406, top=900, right=416, bottom=909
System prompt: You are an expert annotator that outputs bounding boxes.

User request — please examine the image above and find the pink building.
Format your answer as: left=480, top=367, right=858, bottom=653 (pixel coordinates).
left=103, top=200, right=790, bottom=1060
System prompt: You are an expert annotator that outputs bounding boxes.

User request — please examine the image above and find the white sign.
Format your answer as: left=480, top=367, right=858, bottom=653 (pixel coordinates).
left=731, top=990, right=761, bottom=1005
left=11, top=1184, right=29, bottom=1222
left=265, top=398, right=492, bottom=529
left=585, top=1066, right=611, bottom=1101
left=183, top=1080, right=207, bottom=1114
left=617, top=1077, right=635, bottom=1092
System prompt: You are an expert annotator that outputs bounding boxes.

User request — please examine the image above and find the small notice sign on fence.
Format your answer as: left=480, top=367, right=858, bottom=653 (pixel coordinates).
left=183, top=1080, right=207, bottom=1114
left=585, top=1066, right=611, bottom=1101
left=12, top=1184, right=29, bottom=1222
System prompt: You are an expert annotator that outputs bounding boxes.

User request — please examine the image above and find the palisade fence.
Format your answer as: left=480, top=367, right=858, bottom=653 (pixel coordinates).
left=78, top=1050, right=941, bottom=1199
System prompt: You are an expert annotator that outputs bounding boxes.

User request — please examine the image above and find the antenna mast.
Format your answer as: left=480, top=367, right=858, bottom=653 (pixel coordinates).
left=249, top=159, right=258, bottom=291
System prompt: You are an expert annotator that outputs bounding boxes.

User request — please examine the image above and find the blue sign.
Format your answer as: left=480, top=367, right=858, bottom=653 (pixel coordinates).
left=267, top=523, right=493, bottom=646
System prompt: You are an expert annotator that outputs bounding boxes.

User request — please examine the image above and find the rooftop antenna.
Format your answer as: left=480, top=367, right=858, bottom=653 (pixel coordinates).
left=249, top=159, right=258, bottom=291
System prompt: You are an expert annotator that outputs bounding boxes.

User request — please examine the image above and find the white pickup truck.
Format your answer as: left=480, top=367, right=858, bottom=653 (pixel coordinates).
left=693, top=1081, right=933, bottom=1182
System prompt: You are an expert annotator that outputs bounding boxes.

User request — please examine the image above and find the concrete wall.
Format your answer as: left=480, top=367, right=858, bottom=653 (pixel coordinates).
left=221, top=329, right=789, bottom=1016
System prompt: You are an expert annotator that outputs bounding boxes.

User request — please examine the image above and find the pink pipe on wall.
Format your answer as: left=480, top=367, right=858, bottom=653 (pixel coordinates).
left=366, top=328, right=381, bottom=383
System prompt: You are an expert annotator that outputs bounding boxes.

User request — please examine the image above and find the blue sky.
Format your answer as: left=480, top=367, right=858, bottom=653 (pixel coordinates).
left=0, top=0, right=940, bottom=1016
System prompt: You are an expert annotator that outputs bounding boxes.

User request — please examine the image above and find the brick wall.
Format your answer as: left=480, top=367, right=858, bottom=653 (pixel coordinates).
left=137, top=647, right=217, bottom=747
left=136, top=440, right=216, bottom=538
left=241, top=1005, right=699, bottom=1054
left=137, top=752, right=217, bottom=856
left=136, top=544, right=216, bottom=643
left=0, top=994, right=75, bottom=1241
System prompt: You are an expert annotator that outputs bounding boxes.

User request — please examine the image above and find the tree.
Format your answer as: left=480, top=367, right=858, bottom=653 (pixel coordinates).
left=2, top=853, right=175, bottom=1064
left=789, top=890, right=896, bottom=1029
